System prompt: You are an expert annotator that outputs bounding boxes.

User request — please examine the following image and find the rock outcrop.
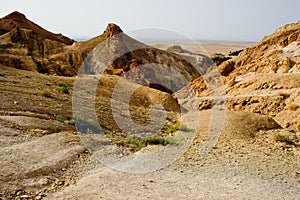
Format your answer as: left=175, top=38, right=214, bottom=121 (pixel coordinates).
left=0, top=11, right=82, bottom=76
left=188, top=21, right=300, bottom=133
left=80, top=24, right=206, bottom=93
left=219, top=21, right=300, bottom=80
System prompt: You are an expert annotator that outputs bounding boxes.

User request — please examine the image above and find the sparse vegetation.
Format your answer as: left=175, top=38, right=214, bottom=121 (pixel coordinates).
left=108, top=134, right=173, bottom=152
left=39, top=89, right=51, bottom=97
left=165, top=123, right=190, bottom=134
left=274, top=134, right=294, bottom=145
left=57, top=83, right=69, bottom=94
left=212, top=53, right=231, bottom=65
left=179, top=124, right=189, bottom=131
left=72, top=114, right=100, bottom=133
left=55, top=115, right=65, bottom=123
left=229, top=49, right=243, bottom=56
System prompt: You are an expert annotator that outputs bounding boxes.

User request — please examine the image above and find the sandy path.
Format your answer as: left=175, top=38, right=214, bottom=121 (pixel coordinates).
left=47, top=142, right=299, bottom=199
left=47, top=111, right=300, bottom=199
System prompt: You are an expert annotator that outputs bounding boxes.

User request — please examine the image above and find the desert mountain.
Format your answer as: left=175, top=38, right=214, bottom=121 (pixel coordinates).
left=79, top=23, right=206, bottom=93
left=0, top=11, right=82, bottom=76
left=188, top=21, right=300, bottom=133
left=0, top=11, right=74, bottom=45
left=78, top=23, right=124, bottom=54
left=0, top=12, right=210, bottom=92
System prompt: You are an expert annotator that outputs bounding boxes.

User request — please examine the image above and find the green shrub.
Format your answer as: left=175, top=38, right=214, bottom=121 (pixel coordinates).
left=140, top=135, right=172, bottom=145
left=72, top=114, right=100, bottom=133
left=229, top=49, right=243, bottom=56
left=179, top=124, right=189, bottom=131
left=274, top=134, right=294, bottom=145
left=108, top=134, right=173, bottom=152
left=166, top=123, right=180, bottom=134
left=39, top=89, right=51, bottom=97
left=57, top=83, right=69, bottom=94
left=55, top=115, right=65, bottom=123
left=165, top=123, right=190, bottom=134
left=212, top=54, right=232, bottom=65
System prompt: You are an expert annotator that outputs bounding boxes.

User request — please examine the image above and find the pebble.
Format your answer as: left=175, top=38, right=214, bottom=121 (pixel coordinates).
left=35, top=195, right=42, bottom=200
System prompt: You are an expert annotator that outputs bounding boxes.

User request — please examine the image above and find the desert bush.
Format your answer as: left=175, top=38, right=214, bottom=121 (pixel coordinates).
left=72, top=114, right=100, bottom=133
left=109, top=134, right=173, bottom=152
left=55, top=115, right=65, bottom=123
left=39, top=89, right=51, bottom=97
left=229, top=49, right=243, bottom=56
left=274, top=134, right=294, bottom=145
left=179, top=124, right=189, bottom=131
left=212, top=54, right=232, bottom=65
left=166, top=123, right=190, bottom=134
left=57, top=83, right=69, bottom=94
left=140, top=135, right=172, bottom=146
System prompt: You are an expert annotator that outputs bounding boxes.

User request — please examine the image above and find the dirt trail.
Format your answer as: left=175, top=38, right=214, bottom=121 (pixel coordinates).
left=47, top=117, right=300, bottom=199
left=0, top=66, right=299, bottom=199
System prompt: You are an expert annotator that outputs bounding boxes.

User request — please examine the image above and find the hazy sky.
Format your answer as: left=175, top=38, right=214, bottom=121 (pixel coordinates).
left=1, top=0, right=299, bottom=41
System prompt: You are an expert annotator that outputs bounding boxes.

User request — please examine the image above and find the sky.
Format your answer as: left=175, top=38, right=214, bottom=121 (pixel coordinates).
left=1, top=0, right=299, bottom=42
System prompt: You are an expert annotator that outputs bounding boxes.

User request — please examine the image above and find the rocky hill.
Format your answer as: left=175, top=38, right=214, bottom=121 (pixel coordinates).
left=0, top=12, right=211, bottom=92
left=79, top=23, right=207, bottom=93
left=189, top=21, right=300, bottom=133
left=219, top=21, right=300, bottom=79
left=0, top=11, right=74, bottom=45
left=0, top=12, right=82, bottom=76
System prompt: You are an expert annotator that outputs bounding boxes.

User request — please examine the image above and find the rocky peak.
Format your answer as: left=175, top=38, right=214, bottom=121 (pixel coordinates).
left=103, top=23, right=123, bottom=38
left=3, top=11, right=26, bottom=20
left=0, top=11, right=74, bottom=45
